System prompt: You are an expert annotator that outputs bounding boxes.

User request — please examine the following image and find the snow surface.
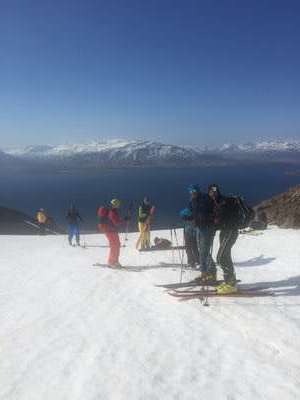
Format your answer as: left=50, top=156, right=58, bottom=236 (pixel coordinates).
left=1, top=226, right=300, bottom=400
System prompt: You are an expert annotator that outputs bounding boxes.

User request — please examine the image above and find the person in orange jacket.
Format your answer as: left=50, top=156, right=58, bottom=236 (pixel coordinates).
left=36, top=208, right=48, bottom=235
left=97, top=199, right=129, bottom=268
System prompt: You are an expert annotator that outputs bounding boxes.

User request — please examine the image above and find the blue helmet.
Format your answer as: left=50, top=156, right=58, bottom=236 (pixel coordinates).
left=188, top=184, right=201, bottom=194
left=180, top=208, right=192, bottom=218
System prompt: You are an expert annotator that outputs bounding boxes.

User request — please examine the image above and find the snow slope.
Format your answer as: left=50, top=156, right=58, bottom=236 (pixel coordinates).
left=1, top=226, right=300, bottom=400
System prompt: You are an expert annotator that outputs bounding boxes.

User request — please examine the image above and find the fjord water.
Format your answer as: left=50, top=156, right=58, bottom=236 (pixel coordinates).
left=0, top=164, right=299, bottom=231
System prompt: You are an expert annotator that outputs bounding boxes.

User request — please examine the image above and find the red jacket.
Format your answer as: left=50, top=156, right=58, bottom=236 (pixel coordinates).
left=98, top=208, right=124, bottom=233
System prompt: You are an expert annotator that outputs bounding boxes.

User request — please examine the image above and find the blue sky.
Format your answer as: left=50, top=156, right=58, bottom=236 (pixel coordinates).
left=0, top=0, right=299, bottom=147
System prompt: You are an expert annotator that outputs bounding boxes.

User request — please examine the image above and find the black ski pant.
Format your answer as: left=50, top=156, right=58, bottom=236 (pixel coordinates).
left=195, top=226, right=211, bottom=273
left=38, top=223, right=46, bottom=235
left=207, top=229, right=217, bottom=275
left=184, top=228, right=199, bottom=266
left=217, top=229, right=239, bottom=284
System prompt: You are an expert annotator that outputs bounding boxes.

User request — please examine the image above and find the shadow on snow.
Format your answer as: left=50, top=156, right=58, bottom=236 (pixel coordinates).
left=235, top=255, right=276, bottom=268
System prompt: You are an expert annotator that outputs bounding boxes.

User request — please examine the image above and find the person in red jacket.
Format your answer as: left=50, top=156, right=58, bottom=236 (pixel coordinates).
left=97, top=199, right=127, bottom=268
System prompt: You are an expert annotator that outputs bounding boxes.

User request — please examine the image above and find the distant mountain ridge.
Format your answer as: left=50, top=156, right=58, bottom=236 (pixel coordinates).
left=2, top=138, right=300, bottom=169
left=3, top=140, right=227, bottom=168
left=217, top=140, right=300, bottom=153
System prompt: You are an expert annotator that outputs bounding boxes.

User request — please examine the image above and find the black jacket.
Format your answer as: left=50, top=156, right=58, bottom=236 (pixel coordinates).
left=138, top=203, right=152, bottom=223
left=66, top=209, right=82, bottom=225
left=189, top=194, right=213, bottom=228
left=211, top=196, right=240, bottom=230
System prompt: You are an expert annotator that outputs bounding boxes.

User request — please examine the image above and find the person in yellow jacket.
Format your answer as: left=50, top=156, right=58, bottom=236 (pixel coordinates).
left=36, top=208, right=48, bottom=235
left=137, top=197, right=155, bottom=250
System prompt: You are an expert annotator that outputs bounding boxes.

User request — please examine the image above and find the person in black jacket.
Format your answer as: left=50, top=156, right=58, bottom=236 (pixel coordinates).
left=208, top=184, right=239, bottom=294
left=66, top=204, right=83, bottom=246
left=188, top=184, right=213, bottom=277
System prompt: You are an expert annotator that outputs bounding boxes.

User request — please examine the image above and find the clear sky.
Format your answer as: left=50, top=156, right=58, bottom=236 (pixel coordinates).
left=0, top=0, right=299, bottom=147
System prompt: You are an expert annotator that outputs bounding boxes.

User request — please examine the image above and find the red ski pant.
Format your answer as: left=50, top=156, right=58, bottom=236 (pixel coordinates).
left=105, top=231, right=121, bottom=265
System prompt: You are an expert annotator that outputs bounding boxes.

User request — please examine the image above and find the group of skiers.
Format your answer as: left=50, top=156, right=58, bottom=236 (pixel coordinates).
left=35, top=183, right=255, bottom=295
left=180, top=184, right=249, bottom=294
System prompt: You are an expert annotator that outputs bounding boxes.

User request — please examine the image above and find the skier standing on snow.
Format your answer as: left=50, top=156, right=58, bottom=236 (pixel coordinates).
left=36, top=208, right=48, bottom=235
left=66, top=204, right=83, bottom=246
left=208, top=184, right=240, bottom=294
left=137, top=197, right=155, bottom=250
left=188, top=184, right=213, bottom=278
left=97, top=199, right=129, bottom=268
left=179, top=208, right=199, bottom=268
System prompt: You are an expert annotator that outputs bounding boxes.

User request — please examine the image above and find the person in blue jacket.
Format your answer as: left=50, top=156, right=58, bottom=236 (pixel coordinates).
left=179, top=207, right=199, bottom=268
left=66, top=204, right=83, bottom=246
left=188, top=184, right=214, bottom=280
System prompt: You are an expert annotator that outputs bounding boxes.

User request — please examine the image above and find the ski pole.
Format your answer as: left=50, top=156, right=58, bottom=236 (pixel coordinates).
left=170, top=228, right=174, bottom=264
left=174, top=227, right=185, bottom=266
left=81, top=226, right=87, bottom=248
left=124, top=201, right=133, bottom=246
left=174, top=228, right=185, bottom=283
left=200, top=249, right=210, bottom=307
left=125, top=201, right=133, bottom=241
left=201, top=237, right=214, bottom=307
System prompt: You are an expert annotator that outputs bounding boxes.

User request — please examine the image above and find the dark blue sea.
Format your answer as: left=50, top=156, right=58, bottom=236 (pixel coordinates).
left=0, top=164, right=299, bottom=232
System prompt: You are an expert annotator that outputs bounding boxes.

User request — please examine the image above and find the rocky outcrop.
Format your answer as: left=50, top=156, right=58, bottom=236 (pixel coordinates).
left=255, top=185, right=300, bottom=228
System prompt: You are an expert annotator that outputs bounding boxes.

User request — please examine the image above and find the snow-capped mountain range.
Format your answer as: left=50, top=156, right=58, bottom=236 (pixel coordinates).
left=2, top=139, right=300, bottom=169
left=217, top=140, right=300, bottom=153
left=5, top=140, right=200, bottom=161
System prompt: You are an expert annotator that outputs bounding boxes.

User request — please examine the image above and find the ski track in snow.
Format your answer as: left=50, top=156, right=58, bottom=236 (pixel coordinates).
left=1, top=227, right=300, bottom=400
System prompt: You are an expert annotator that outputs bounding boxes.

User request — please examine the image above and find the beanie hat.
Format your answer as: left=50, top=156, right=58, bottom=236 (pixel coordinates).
left=179, top=208, right=192, bottom=218
left=188, top=184, right=201, bottom=193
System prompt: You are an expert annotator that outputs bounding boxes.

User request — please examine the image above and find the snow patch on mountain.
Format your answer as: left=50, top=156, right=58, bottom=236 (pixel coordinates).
left=218, top=139, right=300, bottom=153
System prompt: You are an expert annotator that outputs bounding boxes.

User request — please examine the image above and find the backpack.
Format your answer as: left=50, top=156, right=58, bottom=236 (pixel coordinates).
left=232, top=196, right=255, bottom=229
left=97, top=206, right=110, bottom=224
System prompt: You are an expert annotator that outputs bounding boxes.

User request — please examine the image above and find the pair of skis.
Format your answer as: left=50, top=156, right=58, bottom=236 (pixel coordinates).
left=93, top=262, right=124, bottom=268
left=157, top=279, right=274, bottom=300
left=92, top=263, right=140, bottom=272
left=167, top=288, right=274, bottom=301
left=24, top=220, right=60, bottom=235
left=239, top=229, right=264, bottom=236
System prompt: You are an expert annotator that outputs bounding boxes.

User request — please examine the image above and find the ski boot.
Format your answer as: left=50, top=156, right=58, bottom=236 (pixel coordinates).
left=206, top=271, right=217, bottom=283
left=216, top=282, right=238, bottom=295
